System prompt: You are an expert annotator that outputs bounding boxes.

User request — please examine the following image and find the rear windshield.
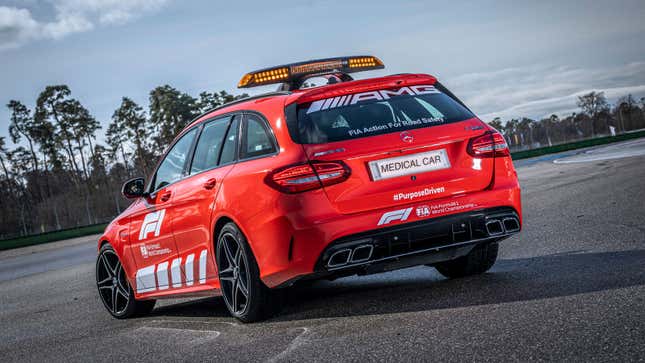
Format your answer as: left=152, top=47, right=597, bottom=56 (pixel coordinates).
left=295, top=84, right=474, bottom=144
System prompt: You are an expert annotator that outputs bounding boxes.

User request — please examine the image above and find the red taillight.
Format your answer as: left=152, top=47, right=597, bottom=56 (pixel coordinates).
left=467, top=132, right=510, bottom=157
left=267, top=161, right=351, bottom=193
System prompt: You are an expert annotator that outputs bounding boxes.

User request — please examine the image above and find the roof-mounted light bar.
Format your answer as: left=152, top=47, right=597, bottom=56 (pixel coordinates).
left=237, top=55, right=384, bottom=90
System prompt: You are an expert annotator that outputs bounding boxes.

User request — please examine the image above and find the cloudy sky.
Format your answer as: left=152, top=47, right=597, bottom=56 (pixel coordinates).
left=1, top=0, right=644, bottom=142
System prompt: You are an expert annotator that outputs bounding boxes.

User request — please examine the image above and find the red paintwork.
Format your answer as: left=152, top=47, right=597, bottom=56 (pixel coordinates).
left=98, top=73, right=522, bottom=300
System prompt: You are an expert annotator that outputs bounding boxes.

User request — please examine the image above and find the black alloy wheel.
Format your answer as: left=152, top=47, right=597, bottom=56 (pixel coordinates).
left=96, top=244, right=155, bottom=318
left=215, top=222, right=281, bottom=322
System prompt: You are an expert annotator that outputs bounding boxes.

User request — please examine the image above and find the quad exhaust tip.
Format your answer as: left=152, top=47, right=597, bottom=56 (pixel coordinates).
left=351, top=244, right=374, bottom=263
left=485, top=220, right=504, bottom=235
left=327, top=244, right=374, bottom=268
left=503, top=217, right=520, bottom=232
left=328, top=248, right=352, bottom=268
left=486, top=216, right=520, bottom=236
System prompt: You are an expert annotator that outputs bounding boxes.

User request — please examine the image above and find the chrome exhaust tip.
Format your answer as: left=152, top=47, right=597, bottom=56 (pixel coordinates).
left=502, top=217, right=520, bottom=232
left=350, top=244, right=374, bottom=263
left=327, top=249, right=352, bottom=268
left=486, top=219, right=504, bottom=236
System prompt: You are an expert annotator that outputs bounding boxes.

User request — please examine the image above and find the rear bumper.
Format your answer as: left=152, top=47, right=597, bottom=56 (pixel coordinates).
left=317, top=206, right=519, bottom=270
left=274, top=206, right=519, bottom=287
left=256, top=180, right=521, bottom=288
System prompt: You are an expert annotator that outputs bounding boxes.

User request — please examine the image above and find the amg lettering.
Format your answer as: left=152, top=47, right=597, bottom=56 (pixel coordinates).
left=306, top=85, right=441, bottom=114
left=410, top=85, right=441, bottom=95
left=379, top=87, right=416, bottom=99
left=350, top=91, right=383, bottom=105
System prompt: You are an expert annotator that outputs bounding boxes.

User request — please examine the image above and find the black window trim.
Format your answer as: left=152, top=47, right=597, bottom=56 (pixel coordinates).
left=217, top=114, right=242, bottom=168
left=238, top=111, right=280, bottom=163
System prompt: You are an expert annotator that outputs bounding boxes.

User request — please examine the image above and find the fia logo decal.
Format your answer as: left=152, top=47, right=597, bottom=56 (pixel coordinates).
left=415, top=205, right=431, bottom=218
left=139, top=209, right=166, bottom=241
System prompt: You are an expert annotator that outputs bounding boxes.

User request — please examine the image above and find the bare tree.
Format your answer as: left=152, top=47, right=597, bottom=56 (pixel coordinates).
left=577, top=91, right=609, bottom=136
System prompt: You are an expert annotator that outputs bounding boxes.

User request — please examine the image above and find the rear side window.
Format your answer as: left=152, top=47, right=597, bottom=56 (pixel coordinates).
left=241, top=114, right=276, bottom=159
left=189, top=116, right=231, bottom=174
left=295, top=84, right=474, bottom=144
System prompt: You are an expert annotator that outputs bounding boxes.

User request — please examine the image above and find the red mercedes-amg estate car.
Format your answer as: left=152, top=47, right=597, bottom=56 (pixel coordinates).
left=96, top=56, right=522, bottom=322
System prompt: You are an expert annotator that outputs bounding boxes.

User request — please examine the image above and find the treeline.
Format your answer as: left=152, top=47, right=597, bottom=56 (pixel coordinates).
left=1, top=87, right=644, bottom=239
left=489, top=92, right=645, bottom=150
left=0, top=85, right=247, bottom=239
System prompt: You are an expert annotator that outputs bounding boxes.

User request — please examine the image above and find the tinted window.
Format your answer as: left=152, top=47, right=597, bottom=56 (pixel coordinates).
left=295, top=84, right=475, bottom=144
left=190, top=117, right=231, bottom=174
left=219, top=117, right=239, bottom=165
left=242, top=115, right=276, bottom=159
left=153, top=128, right=197, bottom=190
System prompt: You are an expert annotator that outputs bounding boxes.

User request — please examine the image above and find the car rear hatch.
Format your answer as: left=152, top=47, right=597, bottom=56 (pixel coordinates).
left=286, top=75, right=495, bottom=215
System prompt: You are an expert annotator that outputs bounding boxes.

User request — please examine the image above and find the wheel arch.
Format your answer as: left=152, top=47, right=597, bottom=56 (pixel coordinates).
left=99, top=239, right=110, bottom=249
left=211, top=213, right=260, bottom=265
left=213, top=215, right=236, bottom=244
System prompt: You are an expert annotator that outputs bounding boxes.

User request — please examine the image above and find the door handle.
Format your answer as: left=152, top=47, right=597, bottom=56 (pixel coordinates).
left=203, top=178, right=217, bottom=190
left=159, top=191, right=172, bottom=202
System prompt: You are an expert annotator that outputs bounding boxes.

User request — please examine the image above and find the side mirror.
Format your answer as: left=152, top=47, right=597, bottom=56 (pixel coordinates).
left=121, top=177, right=147, bottom=199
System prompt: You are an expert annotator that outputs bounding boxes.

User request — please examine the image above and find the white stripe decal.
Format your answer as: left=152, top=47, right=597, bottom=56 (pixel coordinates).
left=329, top=96, right=341, bottom=109
left=185, top=253, right=195, bottom=286
left=199, top=250, right=207, bottom=284
left=135, top=265, right=156, bottom=293
left=170, top=258, right=182, bottom=288
left=156, top=261, right=169, bottom=290
left=135, top=250, right=205, bottom=294
left=337, top=95, right=347, bottom=108
left=321, top=97, right=334, bottom=110
left=306, top=99, right=325, bottom=114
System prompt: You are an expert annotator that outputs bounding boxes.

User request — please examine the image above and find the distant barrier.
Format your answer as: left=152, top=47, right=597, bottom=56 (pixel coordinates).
left=0, top=223, right=108, bottom=251
left=511, top=130, right=645, bottom=160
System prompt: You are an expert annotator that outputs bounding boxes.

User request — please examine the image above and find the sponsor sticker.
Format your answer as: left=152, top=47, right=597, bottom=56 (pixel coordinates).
left=139, top=209, right=165, bottom=241
left=377, top=207, right=413, bottom=226
left=139, top=243, right=171, bottom=258
left=427, top=201, right=478, bottom=215
left=140, top=245, right=149, bottom=258
left=394, top=186, right=445, bottom=201
left=415, top=205, right=431, bottom=218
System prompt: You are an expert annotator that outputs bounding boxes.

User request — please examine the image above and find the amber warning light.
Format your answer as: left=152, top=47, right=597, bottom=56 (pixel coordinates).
left=237, top=56, right=384, bottom=89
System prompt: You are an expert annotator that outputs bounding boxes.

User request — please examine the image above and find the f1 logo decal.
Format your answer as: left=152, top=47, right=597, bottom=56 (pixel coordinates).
left=377, top=207, right=413, bottom=226
left=139, top=209, right=166, bottom=241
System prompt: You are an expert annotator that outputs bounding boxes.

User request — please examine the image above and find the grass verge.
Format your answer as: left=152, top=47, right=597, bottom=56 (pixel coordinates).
left=0, top=223, right=107, bottom=251
left=511, top=130, right=645, bottom=160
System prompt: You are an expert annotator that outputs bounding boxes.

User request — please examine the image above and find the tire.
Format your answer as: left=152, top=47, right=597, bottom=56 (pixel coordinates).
left=215, top=222, right=279, bottom=323
left=434, top=242, right=499, bottom=279
left=96, top=244, right=156, bottom=319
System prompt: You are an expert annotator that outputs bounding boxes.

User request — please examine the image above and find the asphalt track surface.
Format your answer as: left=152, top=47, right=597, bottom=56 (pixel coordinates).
left=1, top=139, right=644, bottom=362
